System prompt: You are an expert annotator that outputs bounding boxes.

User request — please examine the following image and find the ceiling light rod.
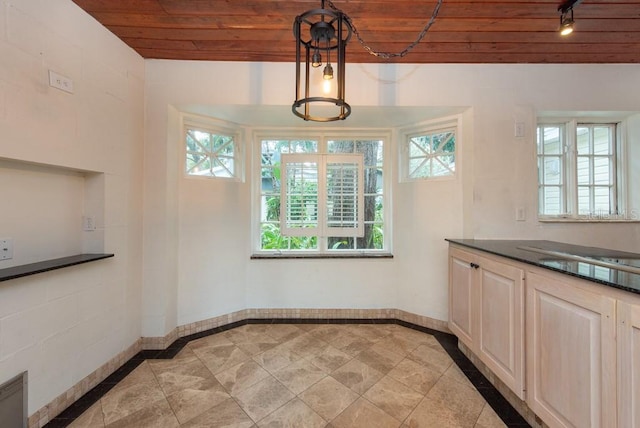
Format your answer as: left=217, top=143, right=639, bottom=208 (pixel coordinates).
left=326, top=0, right=443, bottom=59
left=558, top=0, right=582, bottom=14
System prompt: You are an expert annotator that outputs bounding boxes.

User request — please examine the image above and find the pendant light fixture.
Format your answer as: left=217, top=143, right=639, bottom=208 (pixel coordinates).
left=292, top=0, right=351, bottom=122
left=292, top=0, right=443, bottom=122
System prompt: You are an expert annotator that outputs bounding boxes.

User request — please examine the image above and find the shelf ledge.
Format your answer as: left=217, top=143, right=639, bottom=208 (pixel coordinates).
left=0, top=254, right=114, bottom=282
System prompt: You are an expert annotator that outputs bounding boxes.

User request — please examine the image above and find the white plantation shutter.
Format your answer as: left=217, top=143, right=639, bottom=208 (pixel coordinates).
left=281, top=153, right=363, bottom=237
left=325, top=156, right=364, bottom=236
left=281, top=155, right=319, bottom=236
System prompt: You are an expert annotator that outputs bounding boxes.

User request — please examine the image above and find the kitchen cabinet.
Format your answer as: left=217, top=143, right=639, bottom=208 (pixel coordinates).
left=617, top=298, right=640, bottom=428
left=449, top=246, right=525, bottom=399
left=526, top=270, right=617, bottom=428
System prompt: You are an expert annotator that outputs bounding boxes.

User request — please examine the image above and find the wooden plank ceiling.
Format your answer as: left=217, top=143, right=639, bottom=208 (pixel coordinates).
left=71, top=0, right=640, bottom=63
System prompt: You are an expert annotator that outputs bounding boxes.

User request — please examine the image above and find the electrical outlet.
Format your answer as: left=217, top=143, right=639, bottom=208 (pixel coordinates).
left=1, top=238, right=13, bottom=260
left=83, top=216, right=96, bottom=231
left=48, top=70, right=74, bottom=94
left=516, top=207, right=526, bottom=222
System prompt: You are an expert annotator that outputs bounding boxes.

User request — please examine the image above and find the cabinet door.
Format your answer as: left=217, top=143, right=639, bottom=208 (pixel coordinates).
left=478, top=257, right=525, bottom=399
left=449, top=248, right=476, bottom=349
left=526, top=271, right=616, bottom=428
left=618, top=300, right=640, bottom=428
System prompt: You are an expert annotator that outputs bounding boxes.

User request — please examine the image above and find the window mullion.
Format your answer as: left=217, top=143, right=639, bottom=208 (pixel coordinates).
left=318, top=154, right=327, bottom=244
left=565, top=120, right=577, bottom=216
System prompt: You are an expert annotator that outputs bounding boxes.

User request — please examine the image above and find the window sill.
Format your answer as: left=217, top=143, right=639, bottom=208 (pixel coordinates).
left=538, top=216, right=640, bottom=223
left=251, top=253, right=393, bottom=260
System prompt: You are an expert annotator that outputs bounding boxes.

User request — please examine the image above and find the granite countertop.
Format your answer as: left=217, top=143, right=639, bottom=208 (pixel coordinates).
left=446, top=239, right=640, bottom=295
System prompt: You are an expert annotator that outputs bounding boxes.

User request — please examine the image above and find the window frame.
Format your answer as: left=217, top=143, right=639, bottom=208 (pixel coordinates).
left=183, top=116, right=244, bottom=181
left=253, top=131, right=392, bottom=257
left=399, top=118, right=459, bottom=182
left=536, top=119, right=632, bottom=222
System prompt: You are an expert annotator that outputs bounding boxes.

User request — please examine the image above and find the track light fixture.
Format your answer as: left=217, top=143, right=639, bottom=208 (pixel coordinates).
left=558, top=0, right=582, bottom=36
left=292, top=0, right=443, bottom=122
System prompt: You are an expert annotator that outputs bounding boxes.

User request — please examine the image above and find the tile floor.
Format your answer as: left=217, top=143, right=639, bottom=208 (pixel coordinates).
left=47, top=321, right=530, bottom=427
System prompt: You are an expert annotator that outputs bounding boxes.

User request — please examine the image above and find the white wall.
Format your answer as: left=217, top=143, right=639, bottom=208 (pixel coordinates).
left=144, top=60, right=640, bottom=340
left=0, top=0, right=144, bottom=416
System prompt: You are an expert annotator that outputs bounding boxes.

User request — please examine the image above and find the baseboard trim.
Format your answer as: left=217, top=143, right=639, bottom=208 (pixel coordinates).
left=142, top=308, right=450, bottom=350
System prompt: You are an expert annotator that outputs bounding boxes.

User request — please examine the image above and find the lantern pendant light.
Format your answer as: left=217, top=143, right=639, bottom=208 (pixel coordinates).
left=292, top=0, right=352, bottom=122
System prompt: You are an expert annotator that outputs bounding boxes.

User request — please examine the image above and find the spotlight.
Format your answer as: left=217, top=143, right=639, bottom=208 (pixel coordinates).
left=557, top=0, right=582, bottom=36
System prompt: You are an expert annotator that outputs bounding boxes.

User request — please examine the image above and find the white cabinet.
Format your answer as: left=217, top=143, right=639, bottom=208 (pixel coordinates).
left=449, top=248, right=475, bottom=348
left=526, top=270, right=617, bottom=428
left=449, top=246, right=525, bottom=399
left=617, top=298, right=640, bottom=428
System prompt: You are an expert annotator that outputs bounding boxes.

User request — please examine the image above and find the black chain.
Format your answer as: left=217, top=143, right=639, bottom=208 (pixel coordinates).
left=326, top=0, right=444, bottom=59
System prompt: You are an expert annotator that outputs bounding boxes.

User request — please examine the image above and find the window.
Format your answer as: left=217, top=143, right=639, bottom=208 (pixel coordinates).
left=537, top=121, right=620, bottom=219
left=258, top=136, right=387, bottom=254
left=281, top=153, right=364, bottom=238
left=401, top=124, right=456, bottom=181
left=185, top=120, right=240, bottom=179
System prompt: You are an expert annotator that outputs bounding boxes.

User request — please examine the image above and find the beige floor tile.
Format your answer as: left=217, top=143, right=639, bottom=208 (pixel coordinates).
left=68, top=401, right=104, bottom=428
left=407, top=343, right=453, bottom=375
left=363, top=376, right=424, bottom=421
left=165, top=377, right=230, bottom=424
left=331, top=358, right=384, bottom=394
left=443, top=362, right=475, bottom=389
left=475, top=404, right=507, bottom=428
left=308, top=345, right=353, bottom=373
left=233, top=376, right=295, bottom=422
left=188, top=332, right=234, bottom=350
left=257, top=397, right=326, bottom=428
left=215, top=359, right=271, bottom=395
left=388, top=326, right=436, bottom=346
left=191, top=343, right=251, bottom=374
left=331, top=334, right=375, bottom=357
left=225, top=328, right=280, bottom=356
left=67, top=323, right=511, bottom=428
left=299, top=376, right=359, bottom=421
left=100, top=364, right=166, bottom=426
left=331, top=397, right=401, bottom=428
left=349, top=324, right=393, bottom=342
left=405, top=397, right=469, bottom=428
left=356, top=346, right=404, bottom=374
left=253, top=343, right=303, bottom=373
left=110, top=361, right=157, bottom=389
left=104, top=398, right=179, bottom=428
left=310, top=324, right=345, bottom=342
left=264, top=324, right=305, bottom=342
left=426, top=375, right=486, bottom=426
left=181, top=398, right=254, bottom=428
left=387, top=358, right=441, bottom=395
left=273, top=357, right=327, bottom=394
left=284, top=333, right=330, bottom=357
left=149, top=356, right=215, bottom=396
left=373, top=334, right=421, bottom=356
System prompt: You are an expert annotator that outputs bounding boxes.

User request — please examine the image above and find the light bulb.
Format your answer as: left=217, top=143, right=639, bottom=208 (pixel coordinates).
left=323, top=79, right=331, bottom=94
left=560, top=22, right=574, bottom=36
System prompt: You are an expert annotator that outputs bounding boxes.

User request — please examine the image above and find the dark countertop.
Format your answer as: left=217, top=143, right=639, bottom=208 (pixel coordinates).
left=446, top=239, right=640, bottom=295
left=0, top=254, right=114, bottom=282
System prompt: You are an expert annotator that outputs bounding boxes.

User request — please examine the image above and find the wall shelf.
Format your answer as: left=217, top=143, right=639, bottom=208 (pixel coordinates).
left=0, top=254, right=114, bottom=282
